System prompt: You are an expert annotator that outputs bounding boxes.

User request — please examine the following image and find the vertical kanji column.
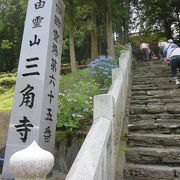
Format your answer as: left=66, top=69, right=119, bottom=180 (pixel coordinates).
left=2, top=0, right=65, bottom=178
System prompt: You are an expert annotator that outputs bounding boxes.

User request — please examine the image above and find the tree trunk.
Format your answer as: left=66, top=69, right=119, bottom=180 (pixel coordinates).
left=175, top=8, right=180, bottom=37
left=124, top=0, right=130, bottom=44
left=106, top=0, right=114, bottom=58
left=163, top=20, right=173, bottom=39
left=91, top=8, right=98, bottom=59
left=69, top=28, right=77, bottom=72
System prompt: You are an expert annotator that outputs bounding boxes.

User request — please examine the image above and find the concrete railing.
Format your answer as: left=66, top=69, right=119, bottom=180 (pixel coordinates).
left=66, top=46, right=132, bottom=180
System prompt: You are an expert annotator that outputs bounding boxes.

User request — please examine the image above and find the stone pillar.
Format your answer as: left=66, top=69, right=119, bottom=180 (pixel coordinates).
left=2, top=0, right=65, bottom=178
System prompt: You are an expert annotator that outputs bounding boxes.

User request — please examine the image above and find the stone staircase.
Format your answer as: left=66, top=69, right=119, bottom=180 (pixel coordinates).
left=124, top=60, right=180, bottom=180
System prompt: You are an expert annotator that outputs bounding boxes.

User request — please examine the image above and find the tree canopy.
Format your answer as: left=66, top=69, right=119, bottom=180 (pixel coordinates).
left=0, top=0, right=180, bottom=72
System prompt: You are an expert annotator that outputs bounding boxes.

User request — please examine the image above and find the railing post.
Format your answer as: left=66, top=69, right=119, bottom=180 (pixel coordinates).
left=112, top=68, right=121, bottom=83
left=9, top=141, right=54, bottom=180
left=94, top=94, right=115, bottom=180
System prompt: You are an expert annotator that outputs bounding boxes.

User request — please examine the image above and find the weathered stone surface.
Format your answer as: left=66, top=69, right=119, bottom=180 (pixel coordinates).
left=128, top=122, right=180, bottom=134
left=0, top=111, right=10, bottom=150
left=125, top=60, right=180, bottom=179
left=126, top=147, right=162, bottom=164
left=128, top=123, right=158, bottom=131
left=147, top=103, right=165, bottom=114
left=163, top=98, right=180, bottom=103
left=126, top=147, right=180, bottom=165
left=162, top=150, right=180, bottom=164
left=146, top=90, right=164, bottom=96
left=130, top=99, right=161, bottom=104
left=174, top=167, right=180, bottom=178
left=155, top=118, right=180, bottom=124
left=131, top=95, right=150, bottom=100
left=130, top=105, right=147, bottom=114
left=124, top=164, right=174, bottom=180
left=132, top=86, right=159, bottom=91
left=128, top=134, right=180, bottom=147
left=131, top=91, right=147, bottom=96
left=165, top=103, right=180, bottom=113
left=129, top=113, right=180, bottom=124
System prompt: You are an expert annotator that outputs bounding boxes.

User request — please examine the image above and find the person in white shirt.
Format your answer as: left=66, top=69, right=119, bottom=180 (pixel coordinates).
left=158, top=40, right=167, bottom=60
left=165, top=46, right=180, bottom=85
left=140, top=42, right=150, bottom=61
left=163, top=39, right=178, bottom=59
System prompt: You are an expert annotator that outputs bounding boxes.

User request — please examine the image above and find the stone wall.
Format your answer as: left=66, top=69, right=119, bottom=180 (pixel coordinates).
left=0, top=111, right=11, bottom=173
left=0, top=111, right=10, bottom=151
left=54, top=132, right=84, bottom=173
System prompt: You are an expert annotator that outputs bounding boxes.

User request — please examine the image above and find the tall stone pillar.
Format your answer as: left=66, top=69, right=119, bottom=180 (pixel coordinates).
left=2, top=0, right=65, bottom=178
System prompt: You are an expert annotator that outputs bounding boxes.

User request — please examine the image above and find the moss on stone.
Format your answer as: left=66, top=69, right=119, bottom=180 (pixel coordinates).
left=55, top=131, right=67, bottom=143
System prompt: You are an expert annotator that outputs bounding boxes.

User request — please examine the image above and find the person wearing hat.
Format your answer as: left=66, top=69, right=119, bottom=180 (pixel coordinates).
left=158, top=40, right=167, bottom=60
left=163, top=39, right=178, bottom=58
left=165, top=44, right=180, bottom=85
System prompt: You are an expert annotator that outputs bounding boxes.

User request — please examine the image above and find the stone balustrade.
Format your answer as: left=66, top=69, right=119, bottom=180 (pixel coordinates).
left=65, top=46, right=132, bottom=180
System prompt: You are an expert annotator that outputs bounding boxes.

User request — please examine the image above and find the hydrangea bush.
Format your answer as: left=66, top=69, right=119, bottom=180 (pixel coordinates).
left=87, top=55, right=118, bottom=87
left=57, top=46, right=123, bottom=132
left=57, top=78, right=100, bottom=131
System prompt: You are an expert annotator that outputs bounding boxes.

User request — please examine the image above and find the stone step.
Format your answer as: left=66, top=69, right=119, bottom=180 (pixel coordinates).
left=132, top=85, right=180, bottom=91
left=124, top=163, right=180, bottom=180
left=128, top=122, right=180, bottom=134
left=131, top=90, right=164, bottom=96
left=130, top=104, right=166, bottom=114
left=132, top=80, right=180, bottom=90
left=126, top=147, right=180, bottom=165
left=124, top=60, right=180, bottom=179
left=129, top=114, right=180, bottom=124
left=132, top=86, right=159, bottom=91
left=132, top=73, right=169, bottom=79
left=127, top=133, right=180, bottom=148
left=130, top=99, right=180, bottom=105
left=132, top=77, right=170, bottom=85
left=132, top=74, right=170, bottom=80
left=130, top=103, right=180, bottom=114
left=131, top=89, right=180, bottom=99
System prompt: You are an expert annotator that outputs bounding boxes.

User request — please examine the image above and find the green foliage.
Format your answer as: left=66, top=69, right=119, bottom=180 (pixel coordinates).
left=132, top=0, right=179, bottom=39
left=114, top=44, right=126, bottom=63
left=57, top=74, right=100, bottom=131
left=55, top=131, right=67, bottom=142
left=129, top=33, right=167, bottom=46
left=60, top=69, right=92, bottom=92
left=0, top=87, right=14, bottom=111
left=0, top=73, right=16, bottom=92
left=0, top=0, right=27, bottom=72
left=57, top=44, right=121, bottom=132
left=87, top=56, right=118, bottom=87
left=1, top=40, right=13, bottom=49
left=0, top=73, right=16, bottom=110
left=119, top=145, right=128, bottom=153
left=0, top=74, right=16, bottom=87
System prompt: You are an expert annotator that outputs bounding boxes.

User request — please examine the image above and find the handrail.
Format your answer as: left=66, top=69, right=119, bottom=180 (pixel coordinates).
left=66, top=46, right=132, bottom=180
left=65, top=117, right=111, bottom=180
